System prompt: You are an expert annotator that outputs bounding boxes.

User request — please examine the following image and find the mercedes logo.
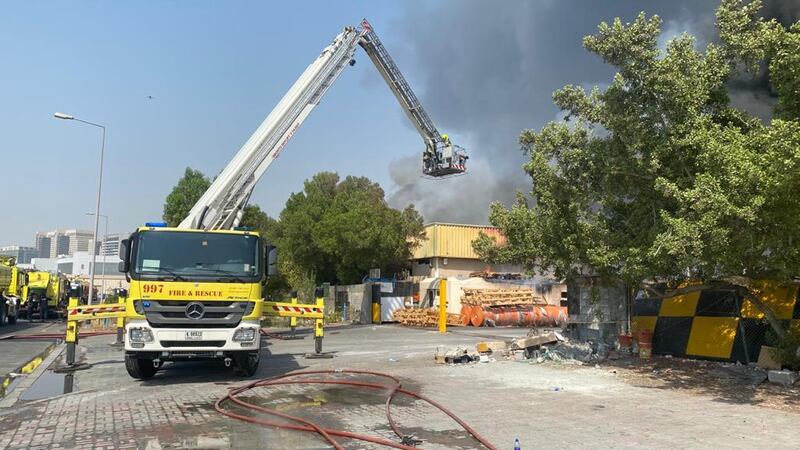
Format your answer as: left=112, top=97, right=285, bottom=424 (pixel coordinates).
left=185, top=302, right=205, bottom=320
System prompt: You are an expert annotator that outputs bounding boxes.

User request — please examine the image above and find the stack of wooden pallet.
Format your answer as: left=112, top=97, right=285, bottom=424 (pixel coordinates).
left=393, top=308, right=461, bottom=327
left=462, top=288, right=545, bottom=307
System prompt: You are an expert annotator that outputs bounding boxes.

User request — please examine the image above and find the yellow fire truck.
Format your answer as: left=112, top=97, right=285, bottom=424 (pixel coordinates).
left=0, top=258, right=22, bottom=324
left=118, top=19, right=459, bottom=379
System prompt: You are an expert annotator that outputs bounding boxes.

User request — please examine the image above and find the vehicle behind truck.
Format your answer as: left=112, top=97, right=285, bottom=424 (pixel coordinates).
left=0, top=258, right=21, bottom=324
left=119, top=224, right=265, bottom=379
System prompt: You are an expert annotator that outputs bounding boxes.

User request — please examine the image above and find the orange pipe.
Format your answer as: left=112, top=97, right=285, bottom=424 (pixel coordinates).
left=470, top=307, right=485, bottom=327
left=459, top=305, right=473, bottom=326
left=475, top=305, right=567, bottom=327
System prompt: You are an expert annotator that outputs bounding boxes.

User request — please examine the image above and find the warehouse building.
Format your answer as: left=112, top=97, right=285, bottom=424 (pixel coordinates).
left=410, top=223, right=522, bottom=278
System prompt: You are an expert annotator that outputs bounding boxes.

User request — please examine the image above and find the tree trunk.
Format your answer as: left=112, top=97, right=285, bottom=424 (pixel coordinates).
left=736, top=287, right=788, bottom=341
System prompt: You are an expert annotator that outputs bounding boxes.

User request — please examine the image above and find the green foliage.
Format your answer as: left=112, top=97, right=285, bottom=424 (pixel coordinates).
left=766, top=328, right=800, bottom=371
left=162, top=167, right=210, bottom=227
left=717, top=0, right=800, bottom=120
left=475, top=0, right=800, bottom=301
left=239, top=205, right=293, bottom=299
left=270, top=172, right=425, bottom=287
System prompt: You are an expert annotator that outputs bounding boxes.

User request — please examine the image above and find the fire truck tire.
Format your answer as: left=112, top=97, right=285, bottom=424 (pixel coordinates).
left=125, top=354, right=158, bottom=379
left=233, top=351, right=259, bottom=377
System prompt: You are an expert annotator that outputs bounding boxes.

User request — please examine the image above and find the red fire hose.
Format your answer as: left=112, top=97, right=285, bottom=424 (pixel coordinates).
left=215, top=369, right=497, bottom=450
left=0, top=330, right=116, bottom=340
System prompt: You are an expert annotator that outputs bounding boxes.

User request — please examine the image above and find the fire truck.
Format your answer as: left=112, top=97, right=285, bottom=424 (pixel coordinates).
left=120, top=19, right=466, bottom=379
left=0, top=258, right=22, bottom=325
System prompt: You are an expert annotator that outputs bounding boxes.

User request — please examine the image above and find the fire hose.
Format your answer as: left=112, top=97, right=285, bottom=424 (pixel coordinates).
left=215, top=369, right=497, bottom=450
left=0, top=330, right=116, bottom=340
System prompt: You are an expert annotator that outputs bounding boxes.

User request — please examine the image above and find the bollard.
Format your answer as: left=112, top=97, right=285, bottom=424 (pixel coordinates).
left=290, top=297, right=297, bottom=339
left=116, top=316, right=124, bottom=344
left=438, top=279, right=447, bottom=334
left=65, top=296, right=79, bottom=365
left=314, top=297, right=324, bottom=354
left=304, top=297, right=331, bottom=359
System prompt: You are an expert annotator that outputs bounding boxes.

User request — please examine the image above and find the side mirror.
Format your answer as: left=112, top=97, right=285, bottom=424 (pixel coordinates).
left=119, top=239, right=130, bottom=273
left=265, top=245, right=277, bottom=278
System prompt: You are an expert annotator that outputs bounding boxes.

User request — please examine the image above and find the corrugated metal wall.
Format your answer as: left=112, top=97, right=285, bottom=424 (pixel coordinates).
left=412, top=223, right=506, bottom=260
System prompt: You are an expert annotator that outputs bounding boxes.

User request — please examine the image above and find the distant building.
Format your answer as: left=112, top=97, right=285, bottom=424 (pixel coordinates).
left=34, top=229, right=94, bottom=257
left=65, top=229, right=94, bottom=255
left=0, top=245, right=38, bottom=264
left=35, top=233, right=52, bottom=258
left=100, top=233, right=122, bottom=256
left=410, top=223, right=522, bottom=278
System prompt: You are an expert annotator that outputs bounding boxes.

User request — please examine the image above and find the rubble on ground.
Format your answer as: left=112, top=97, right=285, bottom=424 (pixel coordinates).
left=767, top=369, right=799, bottom=386
left=435, top=330, right=612, bottom=366
left=435, top=345, right=477, bottom=364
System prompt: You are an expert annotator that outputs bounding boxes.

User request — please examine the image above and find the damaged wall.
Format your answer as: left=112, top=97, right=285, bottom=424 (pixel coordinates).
left=566, top=277, right=629, bottom=345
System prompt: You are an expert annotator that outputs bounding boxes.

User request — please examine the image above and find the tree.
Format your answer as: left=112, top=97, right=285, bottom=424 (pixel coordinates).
left=474, top=0, right=800, bottom=339
left=239, top=205, right=291, bottom=298
left=270, top=172, right=425, bottom=288
left=162, top=167, right=210, bottom=227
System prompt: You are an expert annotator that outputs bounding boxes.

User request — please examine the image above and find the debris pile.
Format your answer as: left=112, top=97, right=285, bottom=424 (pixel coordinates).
left=436, top=330, right=611, bottom=366
left=461, top=288, right=541, bottom=307
left=393, top=308, right=461, bottom=327
left=434, top=345, right=476, bottom=364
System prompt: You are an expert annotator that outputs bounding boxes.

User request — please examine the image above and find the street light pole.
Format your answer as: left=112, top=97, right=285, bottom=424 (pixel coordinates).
left=55, top=112, right=106, bottom=305
left=87, top=213, right=108, bottom=300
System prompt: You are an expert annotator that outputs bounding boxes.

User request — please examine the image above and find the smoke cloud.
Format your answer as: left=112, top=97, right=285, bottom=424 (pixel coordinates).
left=388, top=0, right=798, bottom=224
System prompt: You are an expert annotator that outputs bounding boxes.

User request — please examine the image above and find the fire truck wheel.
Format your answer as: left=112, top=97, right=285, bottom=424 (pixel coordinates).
left=233, top=351, right=259, bottom=377
left=125, top=354, right=158, bottom=379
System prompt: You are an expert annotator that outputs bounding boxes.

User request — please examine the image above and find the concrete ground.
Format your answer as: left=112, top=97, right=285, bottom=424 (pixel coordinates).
left=0, top=324, right=797, bottom=449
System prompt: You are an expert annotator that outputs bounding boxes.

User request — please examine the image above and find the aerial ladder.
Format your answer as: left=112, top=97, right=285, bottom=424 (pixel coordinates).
left=180, top=19, right=467, bottom=231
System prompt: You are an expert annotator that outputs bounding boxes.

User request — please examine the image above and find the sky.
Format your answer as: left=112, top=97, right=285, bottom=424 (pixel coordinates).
left=1, top=1, right=794, bottom=247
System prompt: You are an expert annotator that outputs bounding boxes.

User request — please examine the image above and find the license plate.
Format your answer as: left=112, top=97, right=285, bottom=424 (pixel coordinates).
left=185, top=331, right=203, bottom=340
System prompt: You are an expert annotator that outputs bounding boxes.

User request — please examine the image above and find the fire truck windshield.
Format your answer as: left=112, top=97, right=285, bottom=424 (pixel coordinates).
left=133, top=231, right=260, bottom=281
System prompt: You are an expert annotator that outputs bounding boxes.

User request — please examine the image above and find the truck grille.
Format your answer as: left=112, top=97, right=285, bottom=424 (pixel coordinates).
left=143, top=300, right=253, bottom=328
left=160, top=340, right=226, bottom=348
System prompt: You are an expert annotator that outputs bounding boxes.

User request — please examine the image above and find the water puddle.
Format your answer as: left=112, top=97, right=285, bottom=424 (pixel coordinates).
left=19, top=371, right=74, bottom=401
left=399, top=426, right=477, bottom=448
left=0, top=341, right=58, bottom=399
left=139, top=434, right=231, bottom=449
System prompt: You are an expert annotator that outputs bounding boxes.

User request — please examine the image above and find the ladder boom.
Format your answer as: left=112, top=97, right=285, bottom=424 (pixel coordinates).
left=179, top=27, right=361, bottom=230
left=179, top=19, right=467, bottom=231
left=358, top=19, right=467, bottom=178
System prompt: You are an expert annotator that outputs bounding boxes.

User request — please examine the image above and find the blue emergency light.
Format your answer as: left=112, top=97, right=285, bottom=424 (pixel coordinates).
left=145, top=222, right=167, bottom=227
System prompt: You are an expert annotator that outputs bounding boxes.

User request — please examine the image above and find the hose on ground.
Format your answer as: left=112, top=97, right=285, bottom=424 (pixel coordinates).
left=215, top=369, right=497, bottom=450
left=0, top=330, right=116, bottom=340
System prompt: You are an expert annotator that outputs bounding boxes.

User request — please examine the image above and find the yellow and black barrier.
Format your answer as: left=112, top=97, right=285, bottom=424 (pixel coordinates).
left=64, top=298, right=127, bottom=367
left=633, top=281, right=800, bottom=363
left=263, top=297, right=326, bottom=355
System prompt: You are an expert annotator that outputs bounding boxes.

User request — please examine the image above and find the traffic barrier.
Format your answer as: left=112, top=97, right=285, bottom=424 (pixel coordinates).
left=263, top=297, right=327, bottom=356
left=62, top=297, right=126, bottom=370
